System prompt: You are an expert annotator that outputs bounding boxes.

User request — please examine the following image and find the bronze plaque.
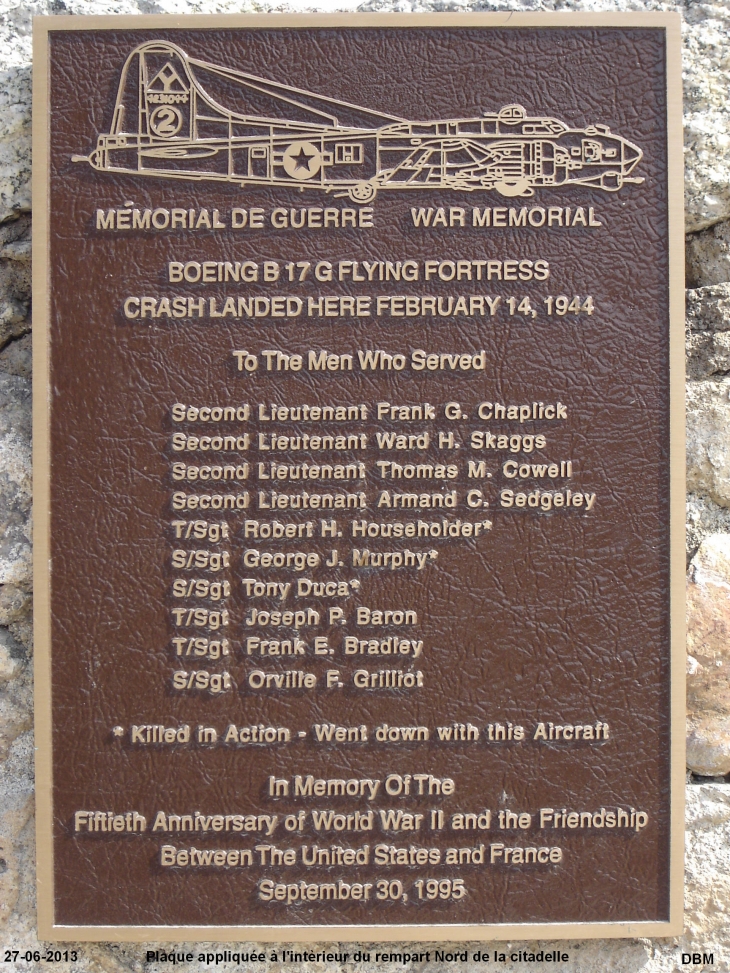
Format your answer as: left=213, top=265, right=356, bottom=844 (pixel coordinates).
left=33, top=13, right=685, bottom=941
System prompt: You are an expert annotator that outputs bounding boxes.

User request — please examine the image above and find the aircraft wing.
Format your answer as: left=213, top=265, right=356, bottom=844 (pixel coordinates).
left=187, top=56, right=407, bottom=130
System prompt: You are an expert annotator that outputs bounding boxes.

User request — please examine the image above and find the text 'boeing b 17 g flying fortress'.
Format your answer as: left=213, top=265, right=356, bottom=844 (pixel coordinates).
left=74, top=41, right=645, bottom=203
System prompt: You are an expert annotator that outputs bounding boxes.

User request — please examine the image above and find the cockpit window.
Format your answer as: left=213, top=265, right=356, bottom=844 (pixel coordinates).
left=523, top=122, right=566, bottom=136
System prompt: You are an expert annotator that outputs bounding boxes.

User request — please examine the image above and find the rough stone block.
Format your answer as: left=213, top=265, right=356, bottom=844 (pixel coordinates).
left=687, top=534, right=730, bottom=775
left=683, top=2, right=730, bottom=232
left=687, top=380, right=730, bottom=507
left=687, top=221, right=730, bottom=288
left=687, top=493, right=730, bottom=564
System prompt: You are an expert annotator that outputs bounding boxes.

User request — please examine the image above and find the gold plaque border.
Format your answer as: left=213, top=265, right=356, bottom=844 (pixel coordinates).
left=33, top=11, right=685, bottom=942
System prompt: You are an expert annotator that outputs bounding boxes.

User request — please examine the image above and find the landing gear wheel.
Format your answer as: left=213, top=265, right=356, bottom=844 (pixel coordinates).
left=494, top=178, right=533, bottom=198
left=349, top=182, right=377, bottom=204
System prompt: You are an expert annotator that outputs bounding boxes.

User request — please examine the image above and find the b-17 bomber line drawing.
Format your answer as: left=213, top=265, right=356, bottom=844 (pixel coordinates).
left=74, top=41, right=645, bottom=204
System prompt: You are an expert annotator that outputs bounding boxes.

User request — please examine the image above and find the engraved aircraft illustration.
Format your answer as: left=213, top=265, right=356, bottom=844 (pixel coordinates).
left=73, top=40, right=644, bottom=204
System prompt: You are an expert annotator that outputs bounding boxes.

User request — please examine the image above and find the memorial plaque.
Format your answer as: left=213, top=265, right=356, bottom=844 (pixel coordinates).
left=33, top=13, right=685, bottom=941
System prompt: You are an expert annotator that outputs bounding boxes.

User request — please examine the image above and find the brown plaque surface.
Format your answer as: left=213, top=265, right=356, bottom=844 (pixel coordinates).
left=33, top=13, right=685, bottom=941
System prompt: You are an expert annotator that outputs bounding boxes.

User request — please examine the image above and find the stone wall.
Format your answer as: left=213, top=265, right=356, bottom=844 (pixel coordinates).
left=1, top=2, right=728, bottom=970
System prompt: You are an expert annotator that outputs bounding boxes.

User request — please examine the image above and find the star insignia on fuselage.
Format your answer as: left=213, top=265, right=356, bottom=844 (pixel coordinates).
left=291, top=145, right=315, bottom=172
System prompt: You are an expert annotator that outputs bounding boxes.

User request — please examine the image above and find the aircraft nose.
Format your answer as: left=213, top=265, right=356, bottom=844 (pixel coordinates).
left=622, top=141, right=642, bottom=170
